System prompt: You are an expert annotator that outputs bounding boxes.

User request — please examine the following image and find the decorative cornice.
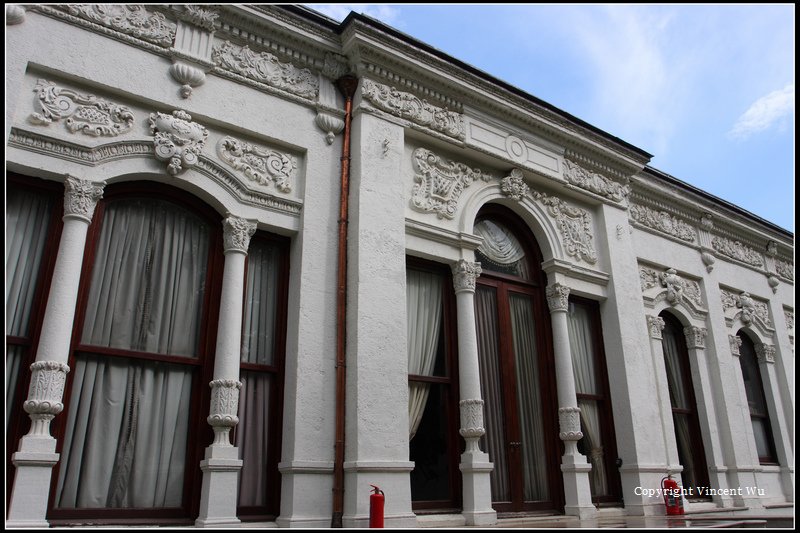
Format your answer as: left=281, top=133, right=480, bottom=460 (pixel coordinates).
left=500, top=168, right=529, bottom=201
left=29, top=80, right=135, bottom=137
left=451, top=260, right=482, bottom=294
left=222, top=215, right=257, bottom=254
left=411, top=147, right=493, bottom=219
left=712, top=236, right=764, bottom=268
left=149, top=109, right=208, bottom=175
left=558, top=406, right=583, bottom=441
left=361, top=78, right=465, bottom=140
left=629, top=203, right=696, bottom=243
left=755, top=343, right=776, bottom=364
left=729, top=334, right=742, bottom=356
left=546, top=282, right=571, bottom=312
left=562, top=158, right=629, bottom=203
left=647, top=315, right=666, bottom=340
left=57, top=4, right=177, bottom=47
left=64, top=175, right=105, bottom=222
left=217, top=136, right=296, bottom=193
left=211, top=40, right=319, bottom=100
left=684, top=326, right=707, bottom=349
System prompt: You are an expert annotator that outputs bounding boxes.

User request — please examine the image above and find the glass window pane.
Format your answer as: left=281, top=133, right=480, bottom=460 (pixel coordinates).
left=242, top=240, right=281, bottom=365
left=474, top=219, right=531, bottom=280
left=406, top=269, right=444, bottom=378
left=567, top=301, right=599, bottom=395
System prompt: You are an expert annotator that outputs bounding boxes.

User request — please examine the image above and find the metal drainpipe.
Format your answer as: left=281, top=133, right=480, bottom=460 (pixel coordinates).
left=331, top=75, right=358, bottom=528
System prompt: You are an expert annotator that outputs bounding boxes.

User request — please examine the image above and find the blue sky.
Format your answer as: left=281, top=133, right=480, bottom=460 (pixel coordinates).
left=307, top=4, right=795, bottom=232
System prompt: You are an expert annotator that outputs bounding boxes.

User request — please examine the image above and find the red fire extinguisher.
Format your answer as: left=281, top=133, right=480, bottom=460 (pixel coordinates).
left=369, top=485, right=385, bottom=528
left=661, top=475, right=685, bottom=515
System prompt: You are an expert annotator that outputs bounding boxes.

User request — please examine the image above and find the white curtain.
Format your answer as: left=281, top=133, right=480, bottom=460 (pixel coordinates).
left=474, top=220, right=530, bottom=279
left=242, top=241, right=279, bottom=365
left=406, top=269, right=443, bottom=439
left=236, top=371, right=272, bottom=507
left=567, top=302, right=608, bottom=496
left=509, top=293, right=548, bottom=502
left=55, top=198, right=208, bottom=508
left=6, top=188, right=54, bottom=427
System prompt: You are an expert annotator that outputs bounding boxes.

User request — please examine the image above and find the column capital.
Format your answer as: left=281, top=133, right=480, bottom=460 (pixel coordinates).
left=64, top=175, right=105, bottom=222
left=452, top=259, right=482, bottom=293
left=729, top=334, right=743, bottom=356
left=222, top=215, right=257, bottom=254
left=755, top=343, right=776, bottom=364
left=683, top=325, right=707, bottom=349
left=546, top=282, right=570, bottom=312
left=558, top=406, right=583, bottom=441
left=459, top=399, right=485, bottom=452
left=23, top=361, right=70, bottom=437
left=647, top=315, right=665, bottom=339
left=207, top=379, right=243, bottom=446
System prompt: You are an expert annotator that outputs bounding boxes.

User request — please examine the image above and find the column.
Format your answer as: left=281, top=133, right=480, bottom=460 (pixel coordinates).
left=546, top=282, right=596, bottom=519
left=195, top=215, right=256, bottom=527
left=646, top=316, right=683, bottom=475
left=7, top=176, right=104, bottom=528
left=452, top=260, right=497, bottom=526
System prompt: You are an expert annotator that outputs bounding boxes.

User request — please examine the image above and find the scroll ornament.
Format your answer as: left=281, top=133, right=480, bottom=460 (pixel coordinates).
left=218, top=136, right=295, bottom=192
left=149, top=110, right=208, bottom=175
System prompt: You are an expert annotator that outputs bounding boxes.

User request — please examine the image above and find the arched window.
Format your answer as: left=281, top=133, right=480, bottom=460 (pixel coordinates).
left=737, top=333, right=778, bottom=464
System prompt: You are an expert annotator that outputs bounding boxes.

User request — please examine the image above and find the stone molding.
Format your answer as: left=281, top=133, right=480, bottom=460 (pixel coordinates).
left=57, top=4, right=177, bottom=47
left=149, top=109, right=208, bottom=175
left=629, top=203, right=696, bottom=243
left=729, top=334, right=742, bottom=356
left=755, top=343, right=776, bottom=364
left=361, top=78, right=465, bottom=140
left=217, top=136, right=296, bottom=193
left=29, top=80, right=135, bottom=137
left=212, top=40, right=319, bottom=100
left=683, top=326, right=707, bottom=350
left=222, top=215, right=257, bottom=254
left=23, top=361, right=70, bottom=437
left=64, top=175, right=105, bottom=222
left=720, top=289, right=773, bottom=332
left=207, top=379, right=242, bottom=446
left=500, top=168, right=530, bottom=201
left=451, top=260, right=482, bottom=294
left=546, top=282, right=570, bottom=312
left=563, top=157, right=629, bottom=203
left=558, top=406, right=583, bottom=441
left=647, top=316, right=666, bottom=340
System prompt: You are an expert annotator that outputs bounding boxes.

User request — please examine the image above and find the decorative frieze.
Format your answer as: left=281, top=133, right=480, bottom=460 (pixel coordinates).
left=361, top=79, right=465, bottom=140
left=720, top=289, right=773, bottom=331
left=459, top=399, right=485, bottom=452
left=64, top=175, right=105, bottom=222
left=178, top=4, right=219, bottom=31
left=217, top=136, right=296, bottom=193
left=684, top=326, right=707, bottom=349
left=755, top=344, right=776, bottom=364
left=712, top=236, right=764, bottom=267
left=211, top=41, right=318, bottom=100
left=785, top=309, right=794, bottom=334
left=647, top=316, right=666, bottom=339
left=451, top=260, right=482, bottom=294
left=729, top=334, right=742, bottom=356
left=629, top=204, right=696, bottom=243
left=149, top=109, right=208, bottom=175
left=29, top=80, right=135, bottom=137
left=207, top=379, right=242, bottom=446
left=500, top=168, right=529, bottom=201
left=23, top=361, right=70, bottom=436
left=534, top=192, right=598, bottom=264
left=775, top=258, right=794, bottom=282
left=563, top=158, right=629, bottom=203
left=546, top=283, right=570, bottom=312
left=411, top=147, right=493, bottom=219
left=222, top=215, right=257, bottom=254
left=639, top=265, right=705, bottom=317
left=60, top=4, right=177, bottom=47
left=558, top=406, right=583, bottom=441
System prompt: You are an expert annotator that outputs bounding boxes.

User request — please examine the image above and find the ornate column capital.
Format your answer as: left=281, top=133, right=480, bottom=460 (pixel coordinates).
left=452, top=260, right=482, bottom=294
left=23, top=361, right=70, bottom=437
left=459, top=399, right=486, bottom=452
left=222, top=215, right=257, bottom=254
left=207, top=379, right=242, bottom=446
left=63, top=175, right=105, bottom=223
left=755, top=343, right=776, bottom=364
left=558, top=406, right=583, bottom=441
left=683, top=326, right=707, bottom=349
left=546, top=282, right=570, bottom=312
left=729, top=334, right=742, bottom=356
left=647, top=315, right=666, bottom=339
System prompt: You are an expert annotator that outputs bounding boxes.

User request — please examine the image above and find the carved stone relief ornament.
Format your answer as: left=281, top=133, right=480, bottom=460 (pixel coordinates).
left=755, top=344, right=776, bottom=364
left=6, top=4, right=26, bottom=25
left=459, top=399, right=486, bottom=452
left=23, top=361, right=70, bottom=437
left=361, top=79, right=465, bottom=140
left=661, top=268, right=686, bottom=305
left=212, top=41, right=319, bottom=100
left=729, top=334, right=742, bottom=356
left=29, top=80, right=135, bottom=137
left=720, top=289, right=773, bottom=331
left=711, top=236, right=764, bottom=267
left=451, top=260, right=482, bottom=294
left=314, top=112, right=345, bottom=145
left=563, top=158, right=629, bottom=203
left=647, top=316, right=666, bottom=340
left=546, top=282, right=570, bottom=312
left=179, top=4, right=219, bottom=31
left=629, top=204, right=696, bottom=243
left=558, top=406, right=583, bottom=441
left=222, top=215, right=257, bottom=254
left=500, top=168, right=530, bottom=201
left=785, top=309, right=794, bottom=335
left=64, top=175, right=105, bottom=223
left=684, top=326, right=707, bottom=349
left=149, top=109, right=208, bottom=175
left=411, top=147, right=493, bottom=219
left=207, top=379, right=242, bottom=446
left=534, top=192, right=598, bottom=264
left=218, top=136, right=296, bottom=193
left=738, top=292, right=757, bottom=325
left=775, top=258, right=794, bottom=282
left=61, top=4, right=177, bottom=47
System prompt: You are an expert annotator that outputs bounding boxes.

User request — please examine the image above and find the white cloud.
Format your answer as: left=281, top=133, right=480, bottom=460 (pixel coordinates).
left=728, top=84, right=795, bottom=140
left=306, top=4, right=401, bottom=25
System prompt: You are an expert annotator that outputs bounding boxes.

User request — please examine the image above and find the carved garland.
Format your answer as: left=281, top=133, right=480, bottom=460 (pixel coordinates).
left=562, top=158, right=629, bottom=203
left=218, top=136, right=296, bottom=193
left=775, top=258, right=794, bottom=282
left=720, top=289, right=773, bottom=330
left=629, top=204, right=696, bottom=243
left=712, top=236, right=764, bottom=267
left=61, top=4, right=177, bottom=47
left=30, top=80, right=135, bottom=137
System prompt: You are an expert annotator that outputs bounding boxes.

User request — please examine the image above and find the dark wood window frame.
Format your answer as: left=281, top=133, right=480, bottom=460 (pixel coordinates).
left=737, top=332, right=779, bottom=465
left=406, top=256, right=462, bottom=512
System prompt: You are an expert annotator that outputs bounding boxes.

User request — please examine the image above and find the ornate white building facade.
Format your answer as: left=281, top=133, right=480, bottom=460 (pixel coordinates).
left=5, top=4, right=794, bottom=528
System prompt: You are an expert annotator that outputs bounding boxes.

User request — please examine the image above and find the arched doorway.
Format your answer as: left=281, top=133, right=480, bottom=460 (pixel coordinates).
left=472, top=204, right=562, bottom=512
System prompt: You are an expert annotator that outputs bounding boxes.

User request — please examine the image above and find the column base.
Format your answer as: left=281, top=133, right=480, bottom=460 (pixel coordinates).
left=7, top=435, right=59, bottom=527
left=195, top=445, right=243, bottom=527
left=561, top=453, right=596, bottom=520
left=276, top=460, right=334, bottom=528
left=460, top=451, right=497, bottom=526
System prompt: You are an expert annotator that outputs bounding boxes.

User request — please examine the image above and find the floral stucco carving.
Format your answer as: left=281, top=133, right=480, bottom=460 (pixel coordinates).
left=30, top=80, right=135, bottom=137
left=212, top=41, right=319, bottom=99
left=361, top=79, right=465, bottom=140
left=451, top=260, right=482, bottom=294
left=562, top=158, right=629, bottom=203
left=534, top=191, right=598, bottom=264
left=149, top=109, right=208, bottom=175
left=629, top=204, right=696, bottom=242
left=639, top=265, right=704, bottom=311
left=720, top=289, right=773, bottom=331
left=218, top=136, right=296, bottom=193
left=61, top=4, right=176, bottom=46
left=711, top=236, right=763, bottom=267
left=775, top=258, right=794, bottom=282
left=500, top=168, right=529, bottom=201
left=181, top=5, right=219, bottom=31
